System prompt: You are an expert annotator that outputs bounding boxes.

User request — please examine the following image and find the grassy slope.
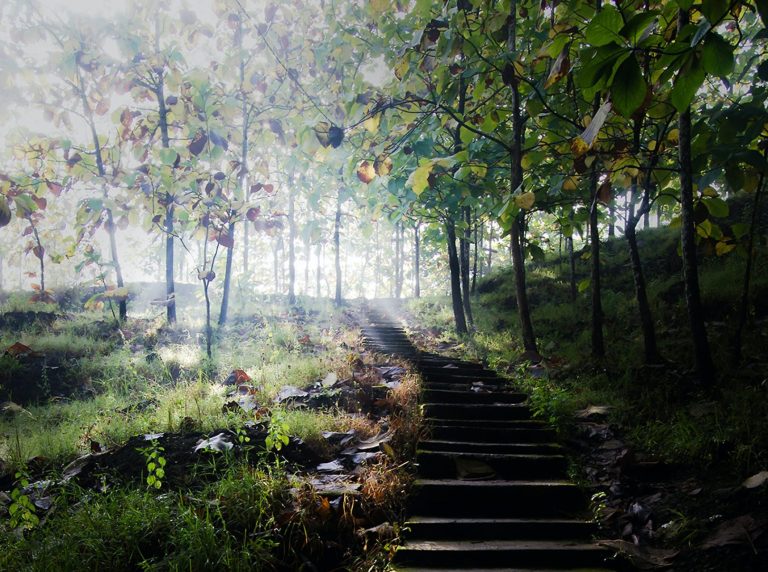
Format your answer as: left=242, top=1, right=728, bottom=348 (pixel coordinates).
left=411, top=221, right=768, bottom=473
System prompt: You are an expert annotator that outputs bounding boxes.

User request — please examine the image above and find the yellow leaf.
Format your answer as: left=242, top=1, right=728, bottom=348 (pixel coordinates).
left=521, top=154, right=532, bottom=170
left=716, top=240, right=736, bottom=256
left=407, top=161, right=434, bottom=196
left=647, top=140, right=657, bottom=151
left=667, top=128, right=679, bottom=144
left=374, top=154, right=393, bottom=176
left=702, top=186, right=718, bottom=197
left=563, top=176, right=579, bottom=191
left=515, top=191, right=536, bottom=210
left=544, top=47, right=570, bottom=89
left=363, top=113, right=380, bottom=133
left=357, top=161, right=376, bottom=184
left=572, top=101, right=612, bottom=156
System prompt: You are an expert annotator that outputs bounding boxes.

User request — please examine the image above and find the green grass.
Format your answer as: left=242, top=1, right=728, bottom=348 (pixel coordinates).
left=0, top=462, right=286, bottom=571
left=407, top=222, right=768, bottom=475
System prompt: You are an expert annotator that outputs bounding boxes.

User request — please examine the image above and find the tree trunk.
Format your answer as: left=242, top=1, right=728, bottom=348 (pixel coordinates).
left=507, top=0, right=537, bottom=354
left=472, top=218, right=480, bottom=292
left=316, top=243, right=322, bottom=299
left=567, top=234, right=576, bottom=301
left=334, top=190, right=342, bottom=306
left=394, top=223, right=402, bottom=298
left=154, top=18, right=176, bottom=324
left=243, top=220, right=249, bottom=277
left=460, top=206, right=474, bottom=328
left=0, top=255, right=4, bottom=292
left=374, top=222, right=380, bottom=299
left=303, top=233, right=310, bottom=295
left=678, top=9, right=715, bottom=386
left=487, top=222, right=494, bottom=274
left=288, top=181, right=296, bottom=305
left=218, top=221, right=235, bottom=326
left=626, top=204, right=661, bottom=363
left=446, top=218, right=468, bottom=335
left=608, top=204, right=616, bottom=237
left=732, top=167, right=765, bottom=364
left=589, top=173, right=605, bottom=359
left=414, top=223, right=421, bottom=298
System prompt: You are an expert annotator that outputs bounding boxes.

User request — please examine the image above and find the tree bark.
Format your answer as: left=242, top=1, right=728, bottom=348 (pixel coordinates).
left=732, top=168, right=765, bottom=364
left=288, top=180, right=296, bottom=305
left=414, top=223, right=421, bottom=298
left=472, top=217, right=480, bottom=292
left=316, top=243, right=322, bottom=299
left=394, top=223, right=402, bottom=298
left=218, top=221, right=235, bottom=326
left=153, top=17, right=176, bottom=324
left=507, top=0, right=537, bottom=354
left=334, top=189, right=342, bottom=306
left=446, top=217, right=468, bottom=334
left=678, top=8, right=715, bottom=386
left=460, top=206, right=474, bottom=328
left=589, top=172, right=605, bottom=359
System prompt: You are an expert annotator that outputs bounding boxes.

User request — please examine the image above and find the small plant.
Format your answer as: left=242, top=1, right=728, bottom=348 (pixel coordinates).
left=138, top=439, right=167, bottom=490
left=235, top=425, right=251, bottom=445
left=265, top=410, right=291, bottom=452
left=8, top=468, right=39, bottom=530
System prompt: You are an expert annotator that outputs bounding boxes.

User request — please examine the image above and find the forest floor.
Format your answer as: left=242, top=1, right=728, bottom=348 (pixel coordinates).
left=0, top=297, right=420, bottom=571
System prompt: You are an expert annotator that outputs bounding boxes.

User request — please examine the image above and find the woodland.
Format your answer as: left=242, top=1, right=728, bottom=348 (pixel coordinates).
left=0, top=0, right=767, bottom=570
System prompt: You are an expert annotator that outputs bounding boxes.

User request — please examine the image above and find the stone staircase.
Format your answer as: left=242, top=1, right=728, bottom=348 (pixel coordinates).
left=362, top=312, right=616, bottom=571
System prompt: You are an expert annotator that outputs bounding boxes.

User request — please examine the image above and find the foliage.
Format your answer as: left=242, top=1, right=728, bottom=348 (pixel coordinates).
left=137, top=439, right=167, bottom=490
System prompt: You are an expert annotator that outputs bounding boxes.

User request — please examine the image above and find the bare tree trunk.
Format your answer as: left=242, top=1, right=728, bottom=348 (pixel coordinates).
left=460, top=206, right=474, bottom=328
left=608, top=204, right=616, bottom=237
left=732, top=162, right=765, bottom=364
left=472, top=218, right=481, bottom=292
left=303, top=233, right=310, bottom=295
left=153, top=18, right=176, bottom=324
left=288, top=180, right=296, bottom=305
left=487, top=222, right=494, bottom=274
left=243, top=218, right=249, bottom=277
left=678, top=8, right=714, bottom=386
left=0, top=255, right=4, bottom=292
left=374, top=222, right=380, bottom=299
left=315, top=243, right=322, bottom=299
left=218, top=221, right=235, bottom=326
left=334, top=189, right=342, bottom=306
left=394, top=223, right=402, bottom=298
left=589, top=173, right=605, bottom=359
left=414, top=223, right=421, bottom=299
left=508, top=0, right=537, bottom=354
left=567, top=233, right=576, bottom=301
left=446, top=217, right=468, bottom=335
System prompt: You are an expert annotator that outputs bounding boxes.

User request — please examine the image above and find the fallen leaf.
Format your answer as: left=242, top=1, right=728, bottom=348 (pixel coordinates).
left=194, top=433, right=233, bottom=453
left=701, top=514, right=768, bottom=549
left=598, top=540, right=678, bottom=569
left=742, top=470, right=768, bottom=489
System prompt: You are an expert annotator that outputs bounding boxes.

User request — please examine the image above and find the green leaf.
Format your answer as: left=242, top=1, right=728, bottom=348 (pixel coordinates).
left=610, top=57, right=646, bottom=117
left=585, top=5, right=625, bottom=47
left=670, top=54, right=705, bottom=112
left=701, top=33, right=733, bottom=77
left=703, top=196, right=729, bottom=218
left=578, top=278, right=591, bottom=293
left=620, top=11, right=659, bottom=45
left=700, top=0, right=729, bottom=24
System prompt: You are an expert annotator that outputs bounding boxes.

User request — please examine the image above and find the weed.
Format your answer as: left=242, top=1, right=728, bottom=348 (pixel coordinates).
left=265, top=409, right=291, bottom=452
left=137, top=439, right=167, bottom=490
left=8, top=468, right=39, bottom=531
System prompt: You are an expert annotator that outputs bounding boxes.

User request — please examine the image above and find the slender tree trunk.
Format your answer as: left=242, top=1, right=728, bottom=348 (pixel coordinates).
left=243, top=217, right=249, bottom=278
left=472, top=218, right=480, bottom=292
left=446, top=218, right=468, bottom=335
left=218, top=221, right=235, bottom=326
left=288, top=181, right=296, bottom=305
left=507, top=0, right=537, bottom=354
left=398, top=222, right=405, bottom=297
left=154, top=18, right=176, bottom=324
left=273, top=240, right=280, bottom=294
left=567, top=234, right=577, bottom=301
left=732, top=168, right=765, bottom=364
left=589, top=172, right=605, bottom=359
left=608, top=204, right=616, bottom=237
left=303, top=234, right=310, bottom=295
left=414, top=223, right=421, bottom=298
left=0, top=255, right=4, bottom=292
left=487, top=223, right=494, bottom=274
left=678, top=9, right=715, bottom=386
left=316, top=243, right=322, bottom=299
left=374, top=222, right=380, bottom=299
left=334, top=190, right=342, bottom=306
left=394, top=223, right=402, bottom=298
left=460, top=206, right=474, bottom=328
left=626, top=188, right=662, bottom=364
